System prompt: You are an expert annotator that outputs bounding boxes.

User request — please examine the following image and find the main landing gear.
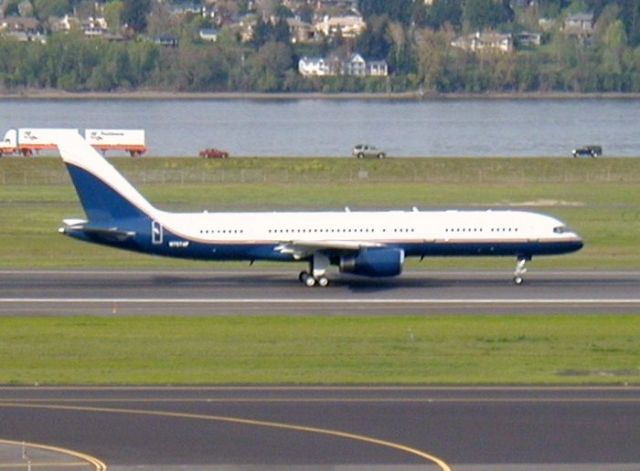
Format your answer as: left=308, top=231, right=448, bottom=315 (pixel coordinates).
left=513, top=255, right=530, bottom=285
left=299, top=253, right=330, bottom=288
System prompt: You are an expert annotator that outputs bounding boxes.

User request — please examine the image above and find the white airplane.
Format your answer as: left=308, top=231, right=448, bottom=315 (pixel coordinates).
left=54, top=130, right=583, bottom=287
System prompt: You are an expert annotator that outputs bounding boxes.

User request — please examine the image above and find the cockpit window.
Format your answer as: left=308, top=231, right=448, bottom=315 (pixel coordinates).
left=553, top=226, right=567, bottom=234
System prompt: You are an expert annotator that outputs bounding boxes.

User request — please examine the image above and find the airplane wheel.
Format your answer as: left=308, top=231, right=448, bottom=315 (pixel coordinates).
left=317, top=276, right=329, bottom=287
left=304, top=275, right=316, bottom=287
left=513, top=276, right=524, bottom=285
left=299, top=271, right=308, bottom=282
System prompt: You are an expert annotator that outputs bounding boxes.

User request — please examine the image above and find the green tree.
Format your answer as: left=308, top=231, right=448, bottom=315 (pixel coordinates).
left=3, top=0, right=20, bottom=16
left=247, top=41, right=292, bottom=91
left=414, top=28, right=451, bottom=91
left=359, top=0, right=415, bottom=25
left=121, top=0, right=151, bottom=34
left=463, top=0, right=513, bottom=31
left=272, top=18, right=291, bottom=43
left=604, top=19, right=628, bottom=51
left=356, top=15, right=391, bottom=60
left=584, top=0, right=640, bottom=45
left=538, top=0, right=570, bottom=18
left=18, top=0, right=34, bottom=16
left=599, top=20, right=627, bottom=90
left=252, top=17, right=290, bottom=48
left=273, top=4, right=293, bottom=19
left=423, top=0, right=463, bottom=30
left=127, top=40, right=159, bottom=86
left=252, top=17, right=270, bottom=48
left=103, top=1, right=123, bottom=33
left=386, top=21, right=410, bottom=72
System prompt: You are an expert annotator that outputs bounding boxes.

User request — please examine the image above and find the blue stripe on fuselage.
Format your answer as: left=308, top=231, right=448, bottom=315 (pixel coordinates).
left=106, top=238, right=582, bottom=263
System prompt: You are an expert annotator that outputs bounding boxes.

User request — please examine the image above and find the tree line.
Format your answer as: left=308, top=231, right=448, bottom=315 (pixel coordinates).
left=1, top=0, right=640, bottom=94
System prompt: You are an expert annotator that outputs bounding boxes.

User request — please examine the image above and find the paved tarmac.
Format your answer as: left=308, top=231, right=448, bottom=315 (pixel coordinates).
left=0, top=269, right=639, bottom=315
left=0, top=386, right=639, bottom=471
left=2, top=270, right=639, bottom=470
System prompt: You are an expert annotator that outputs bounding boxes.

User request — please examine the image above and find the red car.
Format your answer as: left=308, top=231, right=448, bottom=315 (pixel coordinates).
left=199, top=148, right=229, bottom=158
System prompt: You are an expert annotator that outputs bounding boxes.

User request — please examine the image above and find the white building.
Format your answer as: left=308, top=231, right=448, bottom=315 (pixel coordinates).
left=367, top=60, right=388, bottom=77
left=299, top=54, right=388, bottom=77
left=199, top=28, right=219, bottom=42
left=314, top=13, right=366, bottom=38
left=451, top=31, right=514, bottom=53
left=298, top=57, right=331, bottom=76
left=343, top=53, right=366, bottom=76
left=563, top=12, right=594, bottom=36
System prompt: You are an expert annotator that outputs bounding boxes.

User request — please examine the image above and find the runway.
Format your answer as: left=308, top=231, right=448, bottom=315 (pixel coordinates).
left=0, top=386, right=639, bottom=471
left=0, top=269, right=639, bottom=315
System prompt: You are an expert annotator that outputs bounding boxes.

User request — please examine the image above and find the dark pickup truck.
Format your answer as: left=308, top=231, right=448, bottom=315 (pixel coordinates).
left=572, top=145, right=602, bottom=158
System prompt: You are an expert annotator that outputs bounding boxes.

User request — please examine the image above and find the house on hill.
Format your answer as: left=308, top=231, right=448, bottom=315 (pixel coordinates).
left=287, top=17, right=319, bottom=43
left=314, top=12, right=365, bottom=38
left=299, top=54, right=388, bottom=77
left=0, top=16, right=40, bottom=33
left=199, top=28, right=219, bottom=42
left=451, top=31, right=514, bottom=53
left=563, top=12, right=594, bottom=37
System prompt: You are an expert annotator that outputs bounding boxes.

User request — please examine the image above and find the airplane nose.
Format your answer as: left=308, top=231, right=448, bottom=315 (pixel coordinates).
left=572, top=234, right=584, bottom=252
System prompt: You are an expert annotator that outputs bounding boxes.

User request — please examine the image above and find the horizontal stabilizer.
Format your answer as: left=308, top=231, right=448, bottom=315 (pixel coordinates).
left=59, top=219, right=136, bottom=243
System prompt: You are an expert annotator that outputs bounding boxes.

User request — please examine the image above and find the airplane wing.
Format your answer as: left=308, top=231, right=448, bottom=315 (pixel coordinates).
left=275, top=240, right=385, bottom=259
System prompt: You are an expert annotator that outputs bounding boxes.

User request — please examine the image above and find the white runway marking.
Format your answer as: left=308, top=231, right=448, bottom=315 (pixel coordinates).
left=2, top=298, right=640, bottom=305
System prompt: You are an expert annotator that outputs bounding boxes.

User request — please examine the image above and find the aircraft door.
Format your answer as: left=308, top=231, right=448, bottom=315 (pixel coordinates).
left=152, top=221, right=163, bottom=245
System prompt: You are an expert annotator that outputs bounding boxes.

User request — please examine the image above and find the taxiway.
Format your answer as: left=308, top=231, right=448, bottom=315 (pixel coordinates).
left=0, top=386, right=639, bottom=471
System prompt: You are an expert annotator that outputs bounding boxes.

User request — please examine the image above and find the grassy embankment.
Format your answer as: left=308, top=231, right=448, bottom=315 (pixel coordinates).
left=1, top=156, right=639, bottom=269
left=1, top=156, right=639, bottom=385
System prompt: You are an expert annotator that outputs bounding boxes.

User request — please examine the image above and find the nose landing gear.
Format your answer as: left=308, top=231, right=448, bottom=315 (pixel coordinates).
left=513, top=256, right=530, bottom=285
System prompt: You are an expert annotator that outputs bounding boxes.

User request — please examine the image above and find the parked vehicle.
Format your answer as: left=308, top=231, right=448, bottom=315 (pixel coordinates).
left=199, top=148, right=229, bottom=158
left=0, top=128, right=146, bottom=157
left=572, top=145, right=602, bottom=158
left=0, top=128, right=77, bottom=156
left=352, top=144, right=386, bottom=159
left=85, top=129, right=146, bottom=157
left=0, top=130, right=14, bottom=156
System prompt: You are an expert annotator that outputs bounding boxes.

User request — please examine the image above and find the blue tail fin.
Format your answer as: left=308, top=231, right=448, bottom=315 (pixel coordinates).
left=53, top=130, right=158, bottom=226
left=65, top=163, right=149, bottom=225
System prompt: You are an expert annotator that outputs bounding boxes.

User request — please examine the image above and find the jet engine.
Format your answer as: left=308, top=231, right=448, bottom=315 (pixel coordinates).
left=339, top=248, right=404, bottom=277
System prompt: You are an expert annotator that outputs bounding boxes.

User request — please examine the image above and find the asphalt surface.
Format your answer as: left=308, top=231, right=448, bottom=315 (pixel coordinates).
left=2, top=270, right=639, bottom=470
left=1, top=386, right=639, bottom=471
left=0, top=269, right=639, bottom=315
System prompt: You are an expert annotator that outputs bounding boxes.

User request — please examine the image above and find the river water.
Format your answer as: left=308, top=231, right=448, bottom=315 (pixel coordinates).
left=0, top=98, right=638, bottom=157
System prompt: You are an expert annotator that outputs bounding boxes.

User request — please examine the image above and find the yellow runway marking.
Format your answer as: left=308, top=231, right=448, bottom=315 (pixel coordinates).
left=0, top=403, right=451, bottom=471
left=0, top=439, right=106, bottom=471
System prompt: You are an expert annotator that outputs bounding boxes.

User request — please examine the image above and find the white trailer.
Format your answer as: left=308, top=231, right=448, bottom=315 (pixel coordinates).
left=85, top=129, right=146, bottom=157
left=0, top=129, right=16, bottom=156
left=0, top=128, right=78, bottom=156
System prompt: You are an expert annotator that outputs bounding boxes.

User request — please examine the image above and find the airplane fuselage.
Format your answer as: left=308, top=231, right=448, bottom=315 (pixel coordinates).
left=64, top=208, right=582, bottom=262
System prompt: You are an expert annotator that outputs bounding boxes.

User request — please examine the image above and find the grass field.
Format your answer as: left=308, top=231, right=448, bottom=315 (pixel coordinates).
left=1, top=156, right=639, bottom=269
left=0, top=316, right=638, bottom=385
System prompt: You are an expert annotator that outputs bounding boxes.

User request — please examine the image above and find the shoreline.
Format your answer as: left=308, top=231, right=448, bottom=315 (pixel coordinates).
left=2, top=89, right=640, bottom=101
